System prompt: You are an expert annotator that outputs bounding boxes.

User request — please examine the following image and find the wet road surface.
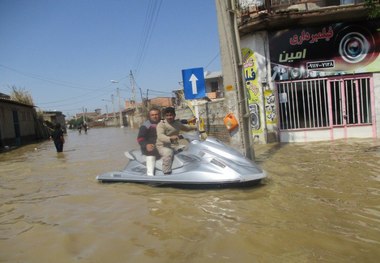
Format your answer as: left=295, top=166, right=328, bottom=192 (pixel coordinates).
left=1, top=127, right=379, bottom=262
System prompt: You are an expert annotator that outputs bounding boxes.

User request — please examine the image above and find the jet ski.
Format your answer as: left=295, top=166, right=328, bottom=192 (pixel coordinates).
left=96, top=133, right=266, bottom=188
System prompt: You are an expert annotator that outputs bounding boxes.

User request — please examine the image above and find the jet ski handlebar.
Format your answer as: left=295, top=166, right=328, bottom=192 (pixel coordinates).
left=179, top=132, right=204, bottom=142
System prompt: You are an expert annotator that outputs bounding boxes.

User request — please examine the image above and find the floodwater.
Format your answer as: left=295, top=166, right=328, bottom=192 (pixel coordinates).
left=1, top=127, right=379, bottom=263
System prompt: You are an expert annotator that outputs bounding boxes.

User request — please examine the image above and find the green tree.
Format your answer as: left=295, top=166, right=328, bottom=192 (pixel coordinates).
left=365, top=0, right=380, bottom=19
left=67, top=116, right=92, bottom=129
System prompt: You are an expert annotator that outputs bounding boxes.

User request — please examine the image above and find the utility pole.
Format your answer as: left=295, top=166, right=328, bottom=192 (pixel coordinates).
left=146, top=89, right=150, bottom=108
left=102, top=97, right=114, bottom=123
left=129, top=70, right=137, bottom=128
left=111, top=94, right=116, bottom=126
left=215, top=0, right=254, bottom=159
left=110, top=80, right=123, bottom=128
left=117, top=88, right=123, bottom=128
left=129, top=71, right=136, bottom=109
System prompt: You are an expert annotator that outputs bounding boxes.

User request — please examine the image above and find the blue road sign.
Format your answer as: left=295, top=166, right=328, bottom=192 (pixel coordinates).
left=182, top=67, right=206, bottom=100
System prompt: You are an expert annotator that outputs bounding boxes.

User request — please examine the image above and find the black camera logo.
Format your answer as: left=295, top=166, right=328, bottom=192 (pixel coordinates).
left=335, top=25, right=379, bottom=68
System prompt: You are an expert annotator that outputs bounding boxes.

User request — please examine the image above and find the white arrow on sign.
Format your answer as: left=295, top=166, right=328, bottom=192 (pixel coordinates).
left=189, top=74, right=198, bottom=94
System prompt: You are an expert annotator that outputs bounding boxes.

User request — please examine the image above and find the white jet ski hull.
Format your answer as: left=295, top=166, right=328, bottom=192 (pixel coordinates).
left=96, top=134, right=266, bottom=188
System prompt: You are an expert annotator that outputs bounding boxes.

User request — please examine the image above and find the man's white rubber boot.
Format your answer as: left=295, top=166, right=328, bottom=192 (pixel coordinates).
left=146, top=156, right=156, bottom=176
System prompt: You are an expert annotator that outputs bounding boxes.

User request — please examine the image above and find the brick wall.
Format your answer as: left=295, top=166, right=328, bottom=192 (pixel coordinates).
left=149, top=97, right=173, bottom=107
left=176, top=98, right=232, bottom=144
left=207, top=125, right=231, bottom=143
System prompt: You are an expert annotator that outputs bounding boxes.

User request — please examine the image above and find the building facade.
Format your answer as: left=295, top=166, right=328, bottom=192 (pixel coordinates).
left=0, top=97, right=38, bottom=147
left=204, top=71, right=224, bottom=99
left=237, top=0, right=380, bottom=142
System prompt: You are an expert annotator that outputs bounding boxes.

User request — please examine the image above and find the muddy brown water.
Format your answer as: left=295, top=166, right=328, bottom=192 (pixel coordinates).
left=0, top=127, right=379, bottom=263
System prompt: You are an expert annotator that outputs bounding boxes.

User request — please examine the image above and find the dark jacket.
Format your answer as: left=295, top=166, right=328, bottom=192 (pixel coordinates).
left=51, top=128, right=64, bottom=143
left=137, top=120, right=158, bottom=155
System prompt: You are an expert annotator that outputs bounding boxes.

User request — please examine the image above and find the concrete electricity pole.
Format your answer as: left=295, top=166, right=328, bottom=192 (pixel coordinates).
left=117, top=88, right=123, bottom=128
left=129, top=70, right=136, bottom=111
left=111, top=94, right=116, bottom=125
left=111, top=80, right=123, bottom=128
left=215, top=0, right=254, bottom=159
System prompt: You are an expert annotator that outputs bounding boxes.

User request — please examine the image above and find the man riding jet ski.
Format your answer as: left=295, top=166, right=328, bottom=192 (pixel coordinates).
left=96, top=132, right=266, bottom=188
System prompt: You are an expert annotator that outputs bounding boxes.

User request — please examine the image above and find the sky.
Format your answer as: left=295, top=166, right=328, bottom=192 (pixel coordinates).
left=0, top=0, right=221, bottom=118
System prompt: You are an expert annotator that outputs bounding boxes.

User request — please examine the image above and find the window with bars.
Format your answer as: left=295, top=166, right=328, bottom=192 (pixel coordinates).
left=277, top=76, right=372, bottom=130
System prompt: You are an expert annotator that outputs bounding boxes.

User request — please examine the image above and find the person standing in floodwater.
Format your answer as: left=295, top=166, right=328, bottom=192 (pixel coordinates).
left=83, top=123, right=88, bottom=134
left=51, top=123, right=65, bottom=152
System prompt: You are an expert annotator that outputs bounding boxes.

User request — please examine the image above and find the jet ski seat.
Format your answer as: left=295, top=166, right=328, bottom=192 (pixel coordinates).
left=128, top=149, right=185, bottom=171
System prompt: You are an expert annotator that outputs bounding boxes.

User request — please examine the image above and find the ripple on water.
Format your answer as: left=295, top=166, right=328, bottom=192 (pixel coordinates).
left=1, top=131, right=380, bottom=262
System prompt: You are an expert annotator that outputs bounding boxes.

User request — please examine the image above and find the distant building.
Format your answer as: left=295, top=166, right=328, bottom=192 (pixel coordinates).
left=42, top=111, right=66, bottom=131
left=148, top=97, right=174, bottom=108
left=204, top=71, right=224, bottom=99
left=124, top=100, right=138, bottom=109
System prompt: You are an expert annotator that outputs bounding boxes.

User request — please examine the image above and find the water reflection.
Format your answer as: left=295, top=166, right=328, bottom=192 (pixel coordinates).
left=0, top=128, right=379, bottom=262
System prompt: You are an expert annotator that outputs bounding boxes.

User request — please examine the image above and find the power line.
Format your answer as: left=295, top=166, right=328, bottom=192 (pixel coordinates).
left=0, top=64, right=95, bottom=91
left=204, top=52, right=220, bottom=70
left=0, top=63, right=116, bottom=106
left=133, top=0, right=163, bottom=78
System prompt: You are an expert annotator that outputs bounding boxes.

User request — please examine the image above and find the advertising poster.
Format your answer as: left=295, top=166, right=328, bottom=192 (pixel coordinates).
left=269, top=20, right=380, bottom=81
left=242, top=48, right=263, bottom=134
